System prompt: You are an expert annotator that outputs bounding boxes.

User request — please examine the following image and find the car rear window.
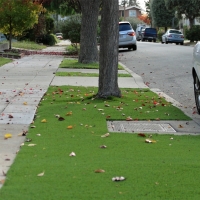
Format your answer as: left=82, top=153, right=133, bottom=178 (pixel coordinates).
left=169, top=30, right=182, bottom=34
left=145, top=28, right=157, bottom=33
left=119, top=23, right=132, bottom=31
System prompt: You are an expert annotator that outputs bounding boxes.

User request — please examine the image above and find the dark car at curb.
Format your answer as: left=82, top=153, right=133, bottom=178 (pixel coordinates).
left=119, top=21, right=137, bottom=51
left=141, top=28, right=157, bottom=42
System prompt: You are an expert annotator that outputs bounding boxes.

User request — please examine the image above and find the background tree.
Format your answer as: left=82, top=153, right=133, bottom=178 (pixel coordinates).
left=138, top=14, right=151, bottom=25
left=128, top=0, right=139, bottom=6
left=0, top=0, right=43, bottom=49
left=165, top=0, right=200, bottom=27
left=151, top=0, right=177, bottom=31
left=97, top=0, right=121, bottom=98
left=145, top=0, right=152, bottom=26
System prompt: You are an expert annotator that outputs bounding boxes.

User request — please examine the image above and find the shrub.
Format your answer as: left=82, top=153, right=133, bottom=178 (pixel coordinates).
left=66, top=44, right=80, bottom=55
left=37, top=34, right=57, bottom=46
left=185, top=25, right=200, bottom=42
left=60, top=14, right=81, bottom=44
left=157, top=28, right=165, bottom=42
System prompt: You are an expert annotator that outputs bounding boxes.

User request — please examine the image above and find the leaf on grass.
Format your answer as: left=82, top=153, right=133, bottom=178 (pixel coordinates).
left=4, top=133, right=12, bottom=139
left=112, top=176, right=125, bottom=181
left=0, top=179, right=5, bottom=184
left=145, top=139, right=156, bottom=143
left=126, top=117, right=132, bottom=121
left=95, top=169, right=105, bottom=173
left=36, top=134, right=41, bottom=136
left=101, top=133, right=110, bottom=138
left=69, top=152, right=76, bottom=156
left=106, top=115, right=111, bottom=119
left=37, top=171, right=45, bottom=177
left=100, top=145, right=107, bottom=148
left=41, top=119, right=47, bottom=123
left=67, top=125, right=73, bottom=129
left=31, top=126, right=36, bottom=128
left=138, top=133, right=146, bottom=137
left=25, top=138, right=32, bottom=142
left=66, top=111, right=72, bottom=116
left=58, top=117, right=65, bottom=121
left=28, top=144, right=37, bottom=147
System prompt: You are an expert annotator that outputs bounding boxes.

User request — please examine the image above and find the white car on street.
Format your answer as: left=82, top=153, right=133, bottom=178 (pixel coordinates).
left=192, top=41, right=200, bottom=113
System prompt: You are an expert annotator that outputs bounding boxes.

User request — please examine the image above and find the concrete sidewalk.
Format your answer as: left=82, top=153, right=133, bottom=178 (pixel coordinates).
left=0, top=48, right=200, bottom=188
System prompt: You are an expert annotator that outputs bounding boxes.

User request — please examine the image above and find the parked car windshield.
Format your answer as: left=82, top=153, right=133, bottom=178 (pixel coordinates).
left=169, top=30, right=182, bottom=34
left=119, top=23, right=132, bottom=31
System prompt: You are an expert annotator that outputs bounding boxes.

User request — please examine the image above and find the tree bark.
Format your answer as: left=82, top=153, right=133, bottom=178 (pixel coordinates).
left=96, top=0, right=121, bottom=98
left=78, top=0, right=100, bottom=64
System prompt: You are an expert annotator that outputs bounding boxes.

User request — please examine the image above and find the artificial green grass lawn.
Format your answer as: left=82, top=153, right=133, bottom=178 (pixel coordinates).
left=60, top=58, right=124, bottom=70
left=1, top=86, right=200, bottom=200
left=0, top=57, right=12, bottom=66
left=56, top=71, right=132, bottom=77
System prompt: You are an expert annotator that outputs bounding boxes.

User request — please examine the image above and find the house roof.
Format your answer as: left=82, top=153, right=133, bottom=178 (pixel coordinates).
left=119, top=5, right=141, bottom=11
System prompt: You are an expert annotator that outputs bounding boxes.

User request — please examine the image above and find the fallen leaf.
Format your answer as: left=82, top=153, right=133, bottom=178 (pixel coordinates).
left=66, top=111, right=72, bottom=116
left=37, top=171, right=45, bottom=177
left=28, top=144, right=37, bottom=147
left=2, top=170, right=6, bottom=176
left=4, top=133, right=12, bottom=139
left=23, top=102, right=28, bottom=105
left=67, top=125, right=73, bottom=129
left=126, top=117, right=132, bottom=121
left=138, top=133, right=146, bottom=137
left=100, top=145, right=107, bottom=148
left=58, top=117, right=65, bottom=121
left=95, top=169, right=105, bottom=173
left=8, top=114, right=13, bottom=118
left=145, top=139, right=156, bottom=143
left=0, top=180, right=5, bottom=184
left=178, top=125, right=183, bottom=128
left=69, top=152, right=76, bottom=156
left=36, top=134, right=41, bottom=136
left=25, top=138, right=32, bottom=142
left=101, top=133, right=110, bottom=138
left=41, top=119, right=47, bottom=123
left=112, top=176, right=125, bottom=181
left=31, top=126, right=36, bottom=128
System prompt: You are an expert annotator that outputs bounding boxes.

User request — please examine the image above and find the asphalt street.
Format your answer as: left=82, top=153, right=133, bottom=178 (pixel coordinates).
left=119, top=41, right=200, bottom=124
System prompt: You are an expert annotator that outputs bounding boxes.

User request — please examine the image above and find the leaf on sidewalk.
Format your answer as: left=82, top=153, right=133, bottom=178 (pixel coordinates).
left=4, top=133, right=12, bottom=139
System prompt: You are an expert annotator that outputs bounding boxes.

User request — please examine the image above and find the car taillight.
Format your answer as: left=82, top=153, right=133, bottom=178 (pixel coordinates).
left=168, top=34, right=172, bottom=37
left=181, top=35, right=184, bottom=38
left=128, top=32, right=135, bottom=36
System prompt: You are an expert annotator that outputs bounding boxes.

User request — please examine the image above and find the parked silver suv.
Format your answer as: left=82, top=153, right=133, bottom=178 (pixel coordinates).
left=119, top=21, right=137, bottom=51
left=192, top=41, right=200, bottom=113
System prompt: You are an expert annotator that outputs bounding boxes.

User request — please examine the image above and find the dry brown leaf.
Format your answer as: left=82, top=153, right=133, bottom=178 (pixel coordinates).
left=58, top=117, right=65, bottom=121
left=138, top=133, right=146, bottom=137
left=178, top=124, right=183, bottom=128
left=0, top=179, right=5, bottom=184
left=23, top=102, right=28, bottom=105
left=145, top=139, right=156, bottom=143
left=95, top=169, right=105, bottom=173
left=67, top=125, right=73, bottom=129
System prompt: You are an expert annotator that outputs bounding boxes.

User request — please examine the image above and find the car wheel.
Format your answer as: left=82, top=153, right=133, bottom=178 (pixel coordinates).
left=153, top=39, right=156, bottom=42
left=194, top=74, right=200, bottom=114
left=165, top=41, right=168, bottom=44
left=132, top=45, right=137, bottom=51
left=176, top=43, right=178, bottom=45
left=180, top=42, right=184, bottom=45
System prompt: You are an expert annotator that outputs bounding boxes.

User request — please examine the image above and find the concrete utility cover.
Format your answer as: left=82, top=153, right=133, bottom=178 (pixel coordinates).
left=107, top=121, right=176, bottom=133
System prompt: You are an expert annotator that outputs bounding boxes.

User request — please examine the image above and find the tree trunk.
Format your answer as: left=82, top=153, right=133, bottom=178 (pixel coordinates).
left=78, top=0, right=100, bottom=64
left=96, top=0, right=121, bottom=98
